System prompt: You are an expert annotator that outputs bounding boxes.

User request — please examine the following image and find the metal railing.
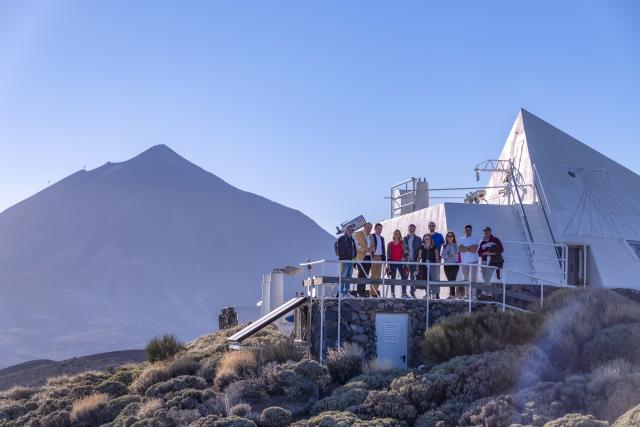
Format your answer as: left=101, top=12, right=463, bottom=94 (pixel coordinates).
left=299, top=257, right=574, bottom=362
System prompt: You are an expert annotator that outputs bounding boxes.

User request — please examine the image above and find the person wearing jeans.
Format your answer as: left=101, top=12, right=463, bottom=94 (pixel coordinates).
left=386, top=229, right=409, bottom=298
left=334, top=224, right=357, bottom=297
left=403, top=224, right=422, bottom=298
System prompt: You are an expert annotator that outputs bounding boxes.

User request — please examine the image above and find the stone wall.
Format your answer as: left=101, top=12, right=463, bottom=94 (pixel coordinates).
left=309, top=298, right=490, bottom=367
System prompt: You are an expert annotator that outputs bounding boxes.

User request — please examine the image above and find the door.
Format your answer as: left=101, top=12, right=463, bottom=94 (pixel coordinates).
left=375, top=313, right=408, bottom=369
left=567, top=245, right=587, bottom=286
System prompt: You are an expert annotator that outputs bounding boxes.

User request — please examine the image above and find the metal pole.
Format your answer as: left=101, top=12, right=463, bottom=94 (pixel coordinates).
left=426, top=274, right=430, bottom=330
left=502, top=269, right=506, bottom=312
left=468, top=266, right=472, bottom=313
left=382, top=260, right=386, bottom=298
left=540, top=280, right=544, bottom=309
left=319, top=281, right=325, bottom=363
left=427, top=264, right=430, bottom=299
left=337, top=261, right=342, bottom=347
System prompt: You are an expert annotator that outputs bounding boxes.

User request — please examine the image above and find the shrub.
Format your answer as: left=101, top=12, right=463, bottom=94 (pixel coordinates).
left=70, top=393, right=109, bottom=424
left=614, top=402, right=640, bottom=426
left=214, top=350, right=259, bottom=390
left=540, top=289, right=640, bottom=372
left=213, top=415, right=258, bottom=427
left=198, top=355, right=223, bottom=383
left=256, top=338, right=303, bottom=365
left=326, top=343, right=364, bottom=384
left=0, top=386, right=39, bottom=401
left=229, top=403, right=252, bottom=418
left=94, top=380, right=129, bottom=397
left=583, top=323, right=640, bottom=369
left=189, top=415, right=221, bottom=427
left=259, top=406, right=292, bottom=427
left=311, top=386, right=369, bottom=414
left=145, top=334, right=185, bottom=362
left=364, top=390, right=416, bottom=422
left=424, top=308, right=543, bottom=363
left=144, top=375, right=207, bottom=398
left=109, top=369, right=137, bottom=386
left=261, top=359, right=331, bottom=399
left=290, top=411, right=360, bottom=426
left=544, top=413, right=609, bottom=427
left=30, top=409, right=71, bottom=427
left=129, top=355, right=200, bottom=395
left=457, top=396, right=521, bottom=426
left=137, top=398, right=163, bottom=419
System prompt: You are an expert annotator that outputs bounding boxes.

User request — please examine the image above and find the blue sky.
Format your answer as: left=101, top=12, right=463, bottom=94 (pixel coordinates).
left=1, top=1, right=638, bottom=233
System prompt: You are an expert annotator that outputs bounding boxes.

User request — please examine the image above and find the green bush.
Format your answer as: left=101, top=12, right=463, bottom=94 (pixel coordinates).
left=259, top=406, right=292, bottom=427
left=325, top=343, right=364, bottom=384
left=364, top=390, right=416, bottom=422
left=145, top=334, right=185, bottom=362
left=457, top=396, right=521, bottom=426
left=424, top=308, right=543, bottom=363
left=144, top=375, right=207, bottom=398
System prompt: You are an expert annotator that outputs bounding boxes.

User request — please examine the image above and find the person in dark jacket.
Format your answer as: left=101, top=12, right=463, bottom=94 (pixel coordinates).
left=334, top=224, right=357, bottom=297
left=404, top=224, right=422, bottom=297
left=478, top=226, right=504, bottom=285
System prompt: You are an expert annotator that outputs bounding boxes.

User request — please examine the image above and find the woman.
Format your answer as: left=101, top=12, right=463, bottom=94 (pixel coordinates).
left=441, top=231, right=460, bottom=298
left=417, top=234, right=440, bottom=298
left=386, top=229, right=409, bottom=298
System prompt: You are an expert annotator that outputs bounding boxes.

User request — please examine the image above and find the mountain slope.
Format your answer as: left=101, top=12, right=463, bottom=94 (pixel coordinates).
left=0, top=145, right=334, bottom=367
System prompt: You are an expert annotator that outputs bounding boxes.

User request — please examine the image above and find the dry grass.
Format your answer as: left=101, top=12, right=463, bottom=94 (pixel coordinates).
left=362, top=358, right=395, bottom=374
left=214, top=350, right=259, bottom=389
left=0, top=385, right=39, bottom=401
left=70, top=393, right=108, bottom=423
left=137, top=398, right=163, bottom=419
left=128, top=354, right=199, bottom=395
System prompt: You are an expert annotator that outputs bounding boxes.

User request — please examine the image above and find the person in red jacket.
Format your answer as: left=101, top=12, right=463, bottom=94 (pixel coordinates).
left=477, top=226, right=504, bottom=285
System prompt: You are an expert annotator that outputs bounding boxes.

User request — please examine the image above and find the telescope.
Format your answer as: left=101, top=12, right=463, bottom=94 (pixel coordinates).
left=335, top=215, right=367, bottom=235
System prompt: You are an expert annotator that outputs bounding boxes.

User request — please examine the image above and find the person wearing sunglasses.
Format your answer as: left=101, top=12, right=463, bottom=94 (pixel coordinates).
left=441, top=231, right=460, bottom=298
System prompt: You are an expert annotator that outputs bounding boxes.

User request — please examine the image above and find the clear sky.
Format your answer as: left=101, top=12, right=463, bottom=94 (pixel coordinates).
left=1, top=1, right=638, bottom=233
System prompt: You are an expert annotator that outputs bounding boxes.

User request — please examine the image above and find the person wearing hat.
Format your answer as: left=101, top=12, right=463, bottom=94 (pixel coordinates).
left=334, top=224, right=357, bottom=297
left=478, top=226, right=504, bottom=285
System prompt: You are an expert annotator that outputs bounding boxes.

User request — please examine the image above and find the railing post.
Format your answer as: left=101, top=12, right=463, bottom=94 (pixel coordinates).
left=382, top=260, right=386, bottom=298
left=320, top=282, right=325, bottom=363
left=426, top=274, right=430, bottom=330
left=540, top=280, right=544, bottom=309
left=468, top=276, right=472, bottom=314
left=502, top=269, right=506, bottom=312
left=337, top=261, right=342, bottom=347
left=426, top=263, right=430, bottom=299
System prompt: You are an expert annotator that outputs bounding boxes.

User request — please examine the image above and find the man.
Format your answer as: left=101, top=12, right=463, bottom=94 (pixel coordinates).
left=428, top=221, right=444, bottom=250
left=369, top=223, right=385, bottom=297
left=478, top=226, right=504, bottom=285
left=403, top=224, right=422, bottom=297
left=354, top=222, right=374, bottom=297
left=458, top=224, right=479, bottom=297
left=334, top=224, right=357, bottom=297
left=428, top=221, right=444, bottom=283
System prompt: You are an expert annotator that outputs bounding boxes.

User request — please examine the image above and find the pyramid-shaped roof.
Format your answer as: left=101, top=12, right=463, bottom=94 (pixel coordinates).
left=486, top=109, right=640, bottom=240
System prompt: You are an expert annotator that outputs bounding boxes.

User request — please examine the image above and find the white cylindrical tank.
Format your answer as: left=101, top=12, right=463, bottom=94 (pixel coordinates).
left=261, top=273, right=271, bottom=317
left=415, top=178, right=429, bottom=210
left=269, top=270, right=284, bottom=315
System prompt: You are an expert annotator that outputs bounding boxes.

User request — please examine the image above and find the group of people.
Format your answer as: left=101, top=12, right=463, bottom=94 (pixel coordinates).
left=334, top=221, right=504, bottom=299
